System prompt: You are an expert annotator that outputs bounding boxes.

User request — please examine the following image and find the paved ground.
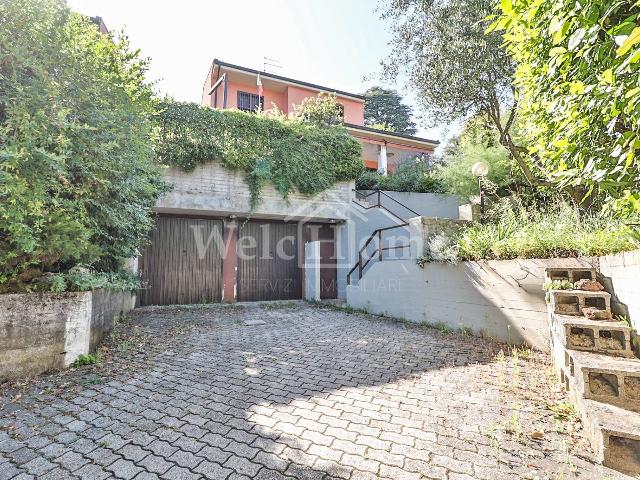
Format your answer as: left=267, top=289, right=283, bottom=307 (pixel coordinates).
left=0, top=302, right=631, bottom=480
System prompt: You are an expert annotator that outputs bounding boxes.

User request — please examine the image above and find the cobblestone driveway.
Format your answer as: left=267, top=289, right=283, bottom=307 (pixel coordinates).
left=0, top=303, right=631, bottom=480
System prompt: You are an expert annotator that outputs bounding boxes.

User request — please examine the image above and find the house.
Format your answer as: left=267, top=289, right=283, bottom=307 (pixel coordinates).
left=201, top=59, right=439, bottom=174
left=138, top=59, right=444, bottom=307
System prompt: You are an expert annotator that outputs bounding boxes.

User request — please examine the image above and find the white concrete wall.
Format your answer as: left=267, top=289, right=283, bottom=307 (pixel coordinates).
left=347, top=257, right=596, bottom=350
left=158, top=161, right=353, bottom=222
left=336, top=203, right=417, bottom=299
left=304, top=241, right=321, bottom=302
left=598, top=250, right=640, bottom=331
left=358, top=191, right=462, bottom=219
left=0, top=290, right=133, bottom=380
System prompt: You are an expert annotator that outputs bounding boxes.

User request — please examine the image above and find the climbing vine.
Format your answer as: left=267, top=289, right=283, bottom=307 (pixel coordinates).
left=153, top=101, right=363, bottom=207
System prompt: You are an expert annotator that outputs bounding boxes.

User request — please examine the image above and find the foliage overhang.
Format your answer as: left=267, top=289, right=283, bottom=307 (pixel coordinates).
left=153, top=101, right=364, bottom=207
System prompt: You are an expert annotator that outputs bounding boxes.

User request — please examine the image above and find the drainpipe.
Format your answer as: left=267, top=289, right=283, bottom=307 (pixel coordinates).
left=378, top=142, right=388, bottom=176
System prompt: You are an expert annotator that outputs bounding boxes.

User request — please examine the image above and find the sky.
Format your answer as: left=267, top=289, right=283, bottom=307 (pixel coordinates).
left=68, top=0, right=454, bottom=144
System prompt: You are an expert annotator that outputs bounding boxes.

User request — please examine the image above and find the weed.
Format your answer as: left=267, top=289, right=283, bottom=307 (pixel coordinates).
left=71, top=353, right=100, bottom=367
left=549, top=401, right=578, bottom=422
left=505, top=407, right=522, bottom=439
left=307, top=300, right=369, bottom=315
left=458, top=326, right=474, bottom=336
left=510, top=348, right=521, bottom=390
left=543, top=280, right=573, bottom=292
left=260, top=301, right=299, bottom=310
left=81, top=374, right=103, bottom=385
left=616, top=314, right=630, bottom=327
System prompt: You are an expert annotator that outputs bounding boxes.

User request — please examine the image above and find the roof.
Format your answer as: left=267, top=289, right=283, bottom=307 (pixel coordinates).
left=344, top=123, right=440, bottom=148
left=212, top=59, right=366, bottom=102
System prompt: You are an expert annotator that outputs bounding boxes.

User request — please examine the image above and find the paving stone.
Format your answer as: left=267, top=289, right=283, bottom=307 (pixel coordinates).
left=0, top=304, right=629, bottom=480
left=56, top=451, right=89, bottom=472
left=168, top=450, right=202, bottom=469
left=107, top=458, right=143, bottom=479
left=75, top=463, right=111, bottom=480
left=0, top=462, right=23, bottom=480
left=194, top=460, right=233, bottom=479
left=137, top=454, right=173, bottom=475
left=161, top=465, right=202, bottom=480
left=21, top=456, right=56, bottom=476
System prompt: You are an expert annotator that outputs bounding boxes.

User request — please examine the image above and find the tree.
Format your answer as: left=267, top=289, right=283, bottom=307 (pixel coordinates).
left=436, top=116, right=523, bottom=199
left=292, top=93, right=344, bottom=127
left=0, top=0, right=167, bottom=288
left=494, top=0, right=640, bottom=215
left=379, top=0, right=544, bottom=189
left=363, top=87, right=417, bottom=134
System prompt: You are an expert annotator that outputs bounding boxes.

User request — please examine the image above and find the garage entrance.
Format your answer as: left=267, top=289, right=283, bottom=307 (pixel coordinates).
left=138, top=216, right=223, bottom=306
left=139, top=217, right=338, bottom=305
left=237, top=221, right=302, bottom=301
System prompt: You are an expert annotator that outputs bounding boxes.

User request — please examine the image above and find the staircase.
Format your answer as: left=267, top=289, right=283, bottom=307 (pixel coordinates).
left=545, top=267, right=640, bottom=476
left=347, top=190, right=420, bottom=285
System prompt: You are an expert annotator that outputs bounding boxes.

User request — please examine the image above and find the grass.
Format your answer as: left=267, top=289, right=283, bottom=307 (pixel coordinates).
left=422, top=199, right=637, bottom=263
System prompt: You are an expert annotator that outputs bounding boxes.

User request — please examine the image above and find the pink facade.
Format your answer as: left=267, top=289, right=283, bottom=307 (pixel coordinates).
left=202, top=63, right=364, bottom=125
left=202, top=59, right=438, bottom=173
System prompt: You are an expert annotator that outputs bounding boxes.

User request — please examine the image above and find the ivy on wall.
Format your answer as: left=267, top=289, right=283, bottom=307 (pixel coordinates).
left=153, top=101, right=364, bottom=207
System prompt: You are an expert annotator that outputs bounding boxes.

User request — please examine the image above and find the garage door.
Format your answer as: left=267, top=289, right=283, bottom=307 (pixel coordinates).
left=139, top=216, right=223, bottom=306
left=237, top=221, right=302, bottom=301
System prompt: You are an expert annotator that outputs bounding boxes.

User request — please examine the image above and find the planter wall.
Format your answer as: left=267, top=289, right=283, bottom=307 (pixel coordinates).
left=0, top=289, right=133, bottom=381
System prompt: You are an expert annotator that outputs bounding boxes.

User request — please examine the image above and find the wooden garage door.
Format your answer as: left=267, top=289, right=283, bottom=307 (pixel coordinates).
left=139, top=216, right=223, bottom=306
left=237, top=221, right=302, bottom=301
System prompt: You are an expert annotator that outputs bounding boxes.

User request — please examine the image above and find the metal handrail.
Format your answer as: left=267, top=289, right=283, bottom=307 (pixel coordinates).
left=377, top=190, right=421, bottom=217
left=347, top=222, right=410, bottom=285
left=347, top=188, right=420, bottom=285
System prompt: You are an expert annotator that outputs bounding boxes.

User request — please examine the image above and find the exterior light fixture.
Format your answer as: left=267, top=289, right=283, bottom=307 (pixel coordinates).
left=471, top=161, right=490, bottom=223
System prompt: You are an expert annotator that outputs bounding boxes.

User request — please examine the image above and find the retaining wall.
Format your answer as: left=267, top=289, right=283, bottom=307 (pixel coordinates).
left=158, top=161, right=353, bottom=222
left=0, top=290, right=133, bottom=381
left=358, top=190, right=462, bottom=219
left=347, top=257, right=596, bottom=350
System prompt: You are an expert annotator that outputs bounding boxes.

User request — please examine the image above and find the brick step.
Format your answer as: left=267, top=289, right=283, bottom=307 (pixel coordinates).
left=549, top=289, right=611, bottom=317
left=551, top=314, right=635, bottom=358
left=565, top=350, right=640, bottom=413
left=545, top=267, right=597, bottom=283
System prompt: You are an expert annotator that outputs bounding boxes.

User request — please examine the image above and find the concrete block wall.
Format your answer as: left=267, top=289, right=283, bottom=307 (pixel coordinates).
left=0, top=290, right=132, bottom=381
left=157, top=161, right=353, bottom=222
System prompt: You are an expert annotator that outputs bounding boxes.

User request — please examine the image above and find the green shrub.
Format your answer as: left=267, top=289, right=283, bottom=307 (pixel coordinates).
left=435, top=115, right=523, bottom=199
left=0, top=0, right=167, bottom=289
left=457, top=201, right=636, bottom=261
left=495, top=0, right=640, bottom=215
left=72, top=353, right=101, bottom=367
left=154, top=101, right=363, bottom=207
left=0, top=268, right=141, bottom=294
left=355, top=160, right=444, bottom=193
left=420, top=199, right=637, bottom=264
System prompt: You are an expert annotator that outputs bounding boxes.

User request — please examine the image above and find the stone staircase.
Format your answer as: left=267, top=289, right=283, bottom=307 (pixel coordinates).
left=545, top=267, right=640, bottom=476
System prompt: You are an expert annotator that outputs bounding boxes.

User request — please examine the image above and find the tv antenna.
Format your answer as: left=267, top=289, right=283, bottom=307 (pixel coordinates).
left=263, top=57, right=282, bottom=73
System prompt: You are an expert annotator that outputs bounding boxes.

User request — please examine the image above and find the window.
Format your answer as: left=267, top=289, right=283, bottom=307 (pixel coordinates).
left=237, top=91, right=264, bottom=112
left=336, top=103, right=344, bottom=121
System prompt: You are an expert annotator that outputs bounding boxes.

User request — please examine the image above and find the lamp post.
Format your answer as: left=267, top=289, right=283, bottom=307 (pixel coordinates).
left=471, top=161, right=489, bottom=223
